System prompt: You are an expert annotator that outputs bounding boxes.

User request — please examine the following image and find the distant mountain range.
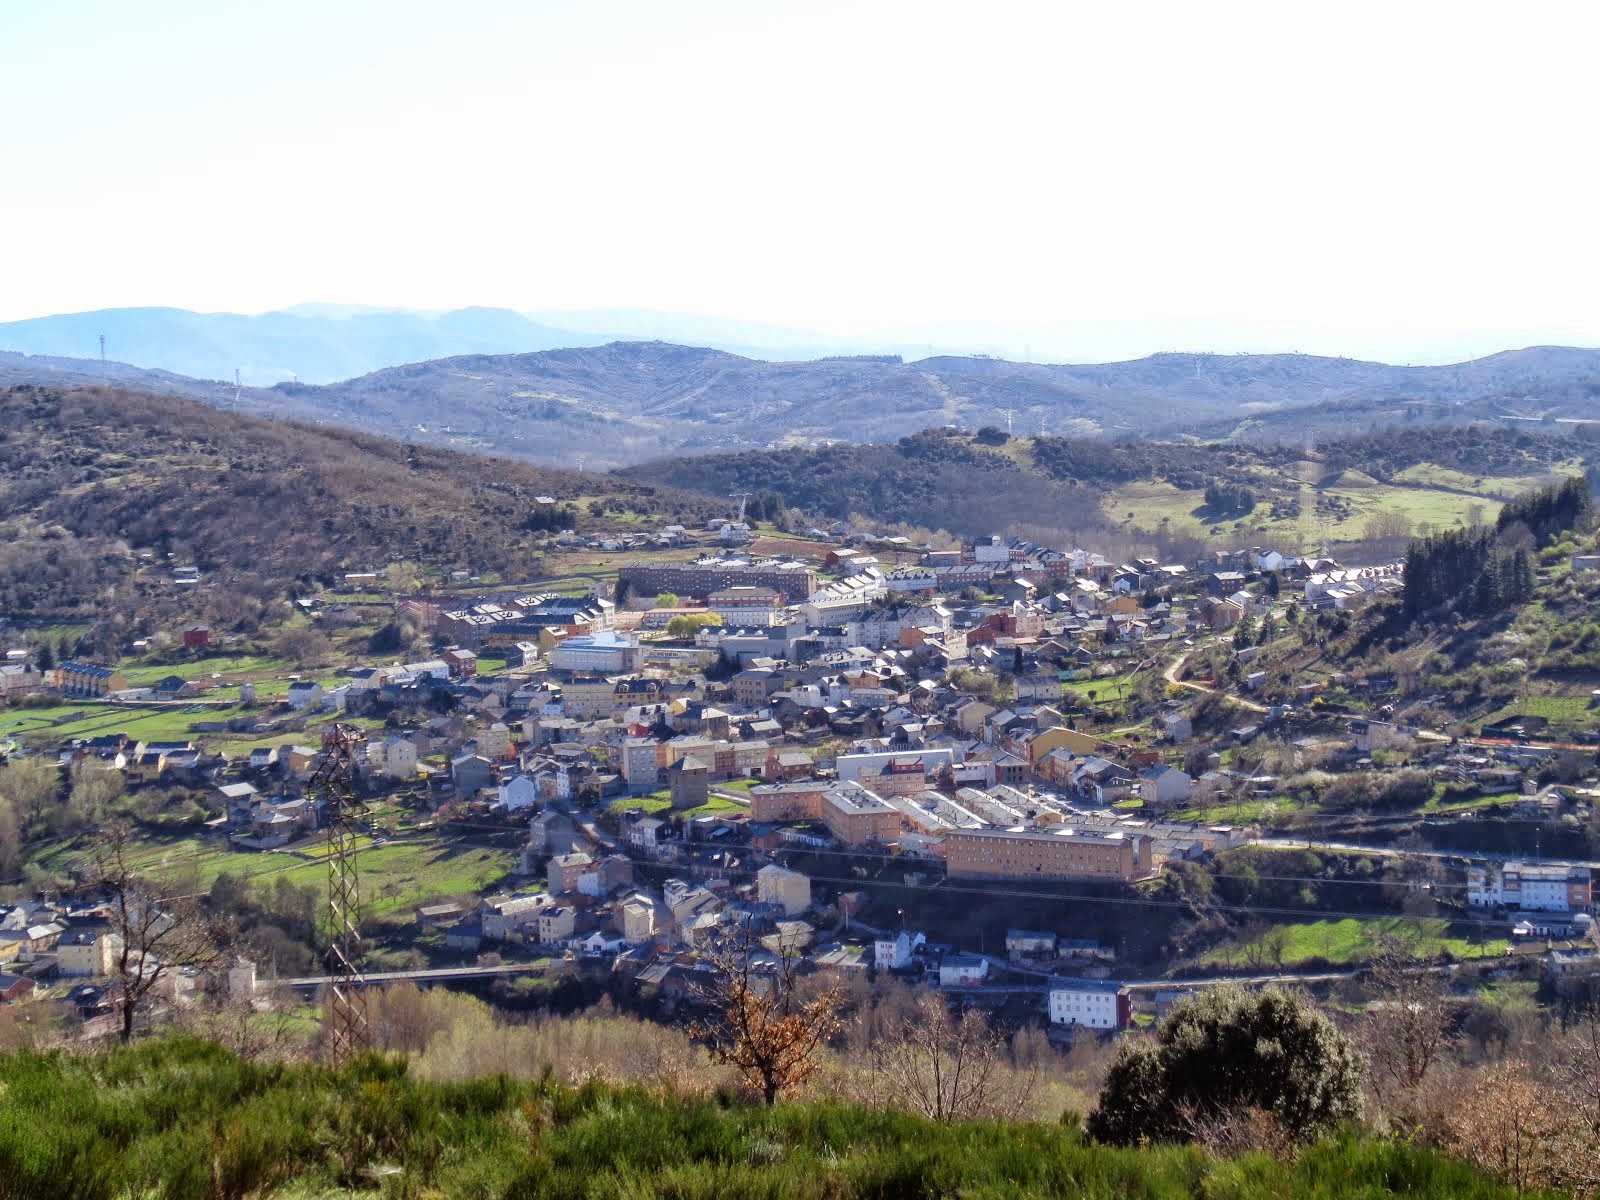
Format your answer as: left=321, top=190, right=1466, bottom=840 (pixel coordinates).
left=4, top=326, right=1600, bottom=471
left=0, top=305, right=967, bottom=386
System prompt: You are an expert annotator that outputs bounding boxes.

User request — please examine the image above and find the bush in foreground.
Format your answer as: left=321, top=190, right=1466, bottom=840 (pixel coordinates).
left=1088, top=985, right=1365, bottom=1148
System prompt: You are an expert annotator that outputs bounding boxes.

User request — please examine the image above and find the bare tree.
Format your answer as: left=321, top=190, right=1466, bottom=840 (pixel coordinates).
left=866, top=992, right=1034, bottom=1122
left=88, top=821, right=232, bottom=1042
left=1550, top=1001, right=1600, bottom=1143
left=1364, top=935, right=1454, bottom=1102
left=1445, top=1061, right=1561, bottom=1196
left=692, top=927, right=843, bottom=1105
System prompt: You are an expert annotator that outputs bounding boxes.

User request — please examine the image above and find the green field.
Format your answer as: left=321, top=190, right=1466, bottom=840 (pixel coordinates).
left=609, top=791, right=750, bottom=818
left=1103, top=474, right=1524, bottom=549
left=117, top=653, right=293, bottom=685
left=1199, top=916, right=1507, bottom=969
left=111, top=830, right=518, bottom=916
left=1481, top=693, right=1598, bottom=734
left=1168, top=797, right=1300, bottom=825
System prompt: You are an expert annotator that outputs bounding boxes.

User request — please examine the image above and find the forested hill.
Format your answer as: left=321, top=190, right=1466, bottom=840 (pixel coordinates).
left=0, top=385, right=711, bottom=637
left=8, top=340, right=1600, bottom=470
left=620, top=425, right=1600, bottom=549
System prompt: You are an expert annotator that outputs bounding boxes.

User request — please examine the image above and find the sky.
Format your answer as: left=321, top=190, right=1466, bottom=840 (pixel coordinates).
left=4, top=0, right=1600, bottom=363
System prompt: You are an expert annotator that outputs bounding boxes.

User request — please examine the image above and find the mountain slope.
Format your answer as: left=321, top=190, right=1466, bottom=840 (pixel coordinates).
left=6, top=338, right=1600, bottom=470
left=0, top=384, right=713, bottom=636
left=621, top=425, right=1600, bottom=550
left=282, top=342, right=1600, bottom=469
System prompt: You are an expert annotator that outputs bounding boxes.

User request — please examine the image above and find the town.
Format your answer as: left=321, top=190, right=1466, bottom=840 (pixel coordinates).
left=3, top=506, right=1597, bottom=1042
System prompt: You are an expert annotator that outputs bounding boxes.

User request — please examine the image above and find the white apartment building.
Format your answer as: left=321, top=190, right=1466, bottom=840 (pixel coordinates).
left=1048, top=980, right=1129, bottom=1030
left=1467, top=861, right=1593, bottom=912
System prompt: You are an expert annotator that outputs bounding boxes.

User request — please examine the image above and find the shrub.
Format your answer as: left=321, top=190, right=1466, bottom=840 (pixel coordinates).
left=1087, top=985, right=1365, bottom=1146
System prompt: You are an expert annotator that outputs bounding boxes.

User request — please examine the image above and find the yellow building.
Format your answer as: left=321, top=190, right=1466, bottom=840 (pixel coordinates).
left=1024, top=726, right=1101, bottom=765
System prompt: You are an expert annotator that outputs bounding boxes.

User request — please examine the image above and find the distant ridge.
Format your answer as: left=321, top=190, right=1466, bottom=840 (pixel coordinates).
left=3, top=327, right=1600, bottom=470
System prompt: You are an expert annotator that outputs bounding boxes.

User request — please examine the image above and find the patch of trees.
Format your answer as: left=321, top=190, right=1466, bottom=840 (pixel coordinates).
left=1402, top=527, right=1534, bottom=618
left=1203, top=480, right=1257, bottom=515
left=521, top=503, right=579, bottom=533
left=622, top=431, right=1113, bottom=539
left=1318, top=425, right=1589, bottom=485
left=1496, top=474, right=1595, bottom=543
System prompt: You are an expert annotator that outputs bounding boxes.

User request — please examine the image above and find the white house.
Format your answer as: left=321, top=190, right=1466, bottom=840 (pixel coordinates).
left=400, top=659, right=451, bottom=681
left=497, top=775, right=540, bottom=814
left=1138, top=765, right=1192, bottom=810
left=628, top=816, right=665, bottom=854
left=286, top=681, right=324, bottom=711
left=938, top=954, right=988, bottom=987
left=873, top=929, right=926, bottom=971
left=1048, top=980, right=1129, bottom=1029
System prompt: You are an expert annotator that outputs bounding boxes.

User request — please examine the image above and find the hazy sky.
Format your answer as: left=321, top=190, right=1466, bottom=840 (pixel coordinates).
left=4, top=0, right=1599, bottom=362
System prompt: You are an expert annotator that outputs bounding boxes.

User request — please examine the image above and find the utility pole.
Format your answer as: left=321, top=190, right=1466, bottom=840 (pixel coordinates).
left=310, top=724, right=370, bottom=1066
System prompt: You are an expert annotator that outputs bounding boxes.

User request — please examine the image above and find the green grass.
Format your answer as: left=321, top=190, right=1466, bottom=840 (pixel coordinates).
left=607, top=791, right=749, bottom=818
left=118, top=653, right=293, bottom=685
left=0, top=1036, right=1542, bottom=1200
left=1102, top=473, right=1536, bottom=550
left=1422, top=789, right=1520, bottom=814
left=75, top=829, right=517, bottom=915
left=1481, top=692, right=1598, bottom=734
left=1200, top=916, right=1508, bottom=969
left=1169, top=797, right=1299, bottom=825
left=0, top=701, right=249, bottom=744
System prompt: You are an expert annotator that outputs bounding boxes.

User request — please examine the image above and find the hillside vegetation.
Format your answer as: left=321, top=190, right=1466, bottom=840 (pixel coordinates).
left=0, top=385, right=712, bottom=630
left=623, top=424, right=1600, bottom=549
left=0, top=1037, right=1546, bottom=1200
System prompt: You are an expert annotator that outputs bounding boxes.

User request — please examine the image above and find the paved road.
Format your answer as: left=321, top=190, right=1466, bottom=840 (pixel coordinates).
left=268, top=961, right=556, bottom=989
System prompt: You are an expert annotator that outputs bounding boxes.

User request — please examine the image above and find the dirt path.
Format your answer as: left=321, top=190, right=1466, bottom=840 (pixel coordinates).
left=1162, top=648, right=1271, bottom=715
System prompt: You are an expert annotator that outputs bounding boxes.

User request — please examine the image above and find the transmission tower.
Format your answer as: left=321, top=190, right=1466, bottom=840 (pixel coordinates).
left=729, top=492, right=753, bottom=524
left=310, top=723, right=370, bottom=1065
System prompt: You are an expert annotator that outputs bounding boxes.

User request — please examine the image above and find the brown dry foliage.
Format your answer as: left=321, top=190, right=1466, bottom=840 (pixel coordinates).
left=692, top=931, right=845, bottom=1106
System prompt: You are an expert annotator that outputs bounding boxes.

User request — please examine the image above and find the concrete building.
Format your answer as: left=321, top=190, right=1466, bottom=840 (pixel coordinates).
left=1137, top=765, right=1192, bottom=810
left=618, top=560, right=816, bottom=603
left=56, top=930, right=120, bottom=977
left=1048, top=980, right=1130, bottom=1030
left=944, top=827, right=1153, bottom=883
left=1468, top=861, right=1593, bottom=912
left=756, top=864, right=812, bottom=916
left=707, top=586, right=785, bottom=626
left=548, top=632, right=638, bottom=674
